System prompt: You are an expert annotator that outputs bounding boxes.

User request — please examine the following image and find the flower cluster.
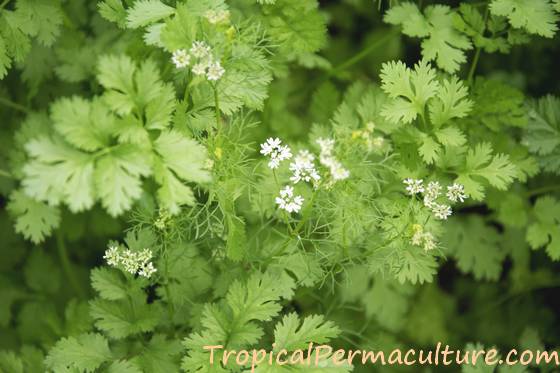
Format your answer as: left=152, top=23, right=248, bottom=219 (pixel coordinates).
left=410, top=224, right=436, bottom=251
left=351, top=122, right=385, bottom=151
left=275, top=186, right=304, bottom=213
left=317, top=138, right=350, bottom=182
left=260, top=137, right=292, bottom=169
left=403, top=179, right=467, bottom=220
left=289, top=150, right=320, bottom=184
left=103, top=245, right=157, bottom=278
left=172, top=41, right=225, bottom=81
left=205, top=9, right=230, bottom=24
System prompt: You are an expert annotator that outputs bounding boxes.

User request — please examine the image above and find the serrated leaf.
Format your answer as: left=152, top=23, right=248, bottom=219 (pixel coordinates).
left=126, top=0, right=175, bottom=28
left=45, top=333, right=112, bottom=372
left=490, top=0, right=559, bottom=37
left=7, top=189, right=60, bottom=243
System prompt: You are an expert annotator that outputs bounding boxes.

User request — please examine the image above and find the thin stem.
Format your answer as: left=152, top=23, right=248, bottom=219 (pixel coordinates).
left=0, top=168, right=13, bottom=179
left=0, top=0, right=10, bottom=9
left=272, top=170, right=295, bottom=235
left=328, top=29, right=399, bottom=77
left=0, top=97, right=30, bottom=113
left=214, top=86, right=221, bottom=134
left=466, top=47, right=481, bottom=86
left=525, top=185, right=560, bottom=197
left=55, top=231, right=86, bottom=298
left=466, top=7, right=488, bottom=85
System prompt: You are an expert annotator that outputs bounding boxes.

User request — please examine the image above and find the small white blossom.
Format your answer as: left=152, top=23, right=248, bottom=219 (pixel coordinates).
left=103, top=246, right=157, bottom=278
left=411, top=229, right=424, bottom=246
left=316, top=138, right=350, bottom=182
left=447, top=183, right=467, bottom=203
left=316, top=138, right=335, bottom=158
left=289, top=151, right=320, bottom=184
left=403, top=178, right=424, bottom=195
left=422, top=232, right=436, bottom=251
left=171, top=49, right=191, bottom=68
left=410, top=225, right=437, bottom=251
left=329, top=160, right=350, bottom=181
left=423, top=181, right=441, bottom=207
left=190, top=41, right=211, bottom=58
left=372, top=136, right=384, bottom=147
left=206, top=60, right=225, bottom=81
left=432, top=203, right=452, bottom=220
left=192, top=62, right=209, bottom=76
left=294, top=149, right=315, bottom=164
left=138, top=262, right=157, bottom=278
left=103, top=245, right=120, bottom=266
left=275, top=185, right=304, bottom=213
left=205, top=9, right=230, bottom=24
left=260, top=137, right=292, bottom=169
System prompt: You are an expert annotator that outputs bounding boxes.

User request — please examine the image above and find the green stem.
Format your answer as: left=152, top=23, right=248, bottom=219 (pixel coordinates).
left=466, top=7, right=488, bottom=85
left=272, top=170, right=295, bottom=235
left=0, top=168, right=13, bottom=179
left=0, top=0, right=10, bottom=9
left=525, top=185, right=560, bottom=197
left=0, top=97, right=30, bottom=113
left=214, top=86, right=221, bottom=133
left=328, top=29, right=399, bottom=77
left=466, top=47, right=481, bottom=86
left=55, top=231, right=86, bottom=298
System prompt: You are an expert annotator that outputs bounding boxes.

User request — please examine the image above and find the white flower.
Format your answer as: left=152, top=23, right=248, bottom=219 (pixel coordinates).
left=316, top=138, right=335, bottom=158
left=316, top=138, right=350, bottom=182
left=289, top=151, right=320, bottom=184
left=192, top=62, right=208, bottom=76
left=411, top=230, right=424, bottom=246
left=205, top=9, right=230, bottom=24
left=329, top=160, right=350, bottom=181
left=372, top=136, right=384, bottom=147
left=190, top=41, right=211, bottom=58
left=103, top=245, right=120, bottom=266
left=171, top=49, right=191, bottom=68
left=206, top=60, right=225, bottom=81
left=423, top=181, right=441, bottom=207
left=294, top=149, right=315, bottom=164
left=403, top=178, right=424, bottom=195
left=422, top=232, right=436, bottom=251
left=432, top=203, right=452, bottom=220
left=260, top=137, right=292, bottom=169
left=447, top=183, right=467, bottom=203
left=275, top=185, right=304, bottom=213
left=138, top=262, right=157, bottom=278
left=103, top=245, right=157, bottom=278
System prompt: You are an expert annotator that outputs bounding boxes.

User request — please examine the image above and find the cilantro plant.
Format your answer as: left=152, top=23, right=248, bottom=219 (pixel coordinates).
left=1, top=0, right=560, bottom=372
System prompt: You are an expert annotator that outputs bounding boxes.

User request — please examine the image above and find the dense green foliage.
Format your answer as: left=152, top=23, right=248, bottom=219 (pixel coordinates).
left=1, top=0, right=560, bottom=372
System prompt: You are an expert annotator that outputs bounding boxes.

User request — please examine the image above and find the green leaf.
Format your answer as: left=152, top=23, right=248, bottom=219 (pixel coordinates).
left=464, top=79, right=527, bottom=131
left=524, top=95, right=560, bottom=174
left=126, top=0, right=175, bottom=28
left=526, top=196, right=560, bottom=259
left=51, top=97, right=114, bottom=152
left=7, top=189, right=61, bottom=243
left=153, top=130, right=210, bottom=213
left=457, top=142, right=517, bottom=199
left=490, top=0, right=559, bottom=38
left=273, top=313, right=340, bottom=351
left=22, top=135, right=96, bottom=212
left=91, top=267, right=129, bottom=301
left=385, top=3, right=472, bottom=72
left=45, top=333, right=112, bottom=372
left=14, top=0, right=64, bottom=46
left=443, top=217, right=505, bottom=280
left=95, top=145, right=152, bottom=217
left=90, top=297, right=161, bottom=339
left=380, top=60, right=439, bottom=124
left=428, top=77, right=473, bottom=126
left=98, top=0, right=127, bottom=28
